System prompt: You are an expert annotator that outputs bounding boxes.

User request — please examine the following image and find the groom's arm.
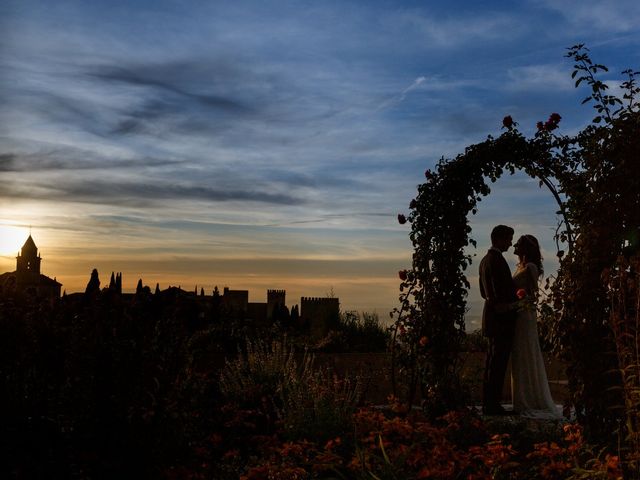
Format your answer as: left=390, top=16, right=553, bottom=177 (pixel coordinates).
left=485, top=255, right=518, bottom=313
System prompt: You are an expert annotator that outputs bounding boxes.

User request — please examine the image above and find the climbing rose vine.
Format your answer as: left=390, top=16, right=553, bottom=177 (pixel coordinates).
left=392, top=47, right=639, bottom=476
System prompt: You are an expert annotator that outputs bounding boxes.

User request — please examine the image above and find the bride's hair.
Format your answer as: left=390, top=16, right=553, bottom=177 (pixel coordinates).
left=517, top=234, right=543, bottom=276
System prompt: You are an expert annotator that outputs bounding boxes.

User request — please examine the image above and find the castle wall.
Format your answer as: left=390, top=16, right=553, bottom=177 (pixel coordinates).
left=301, top=297, right=340, bottom=340
left=223, top=287, right=249, bottom=317
left=267, top=289, right=286, bottom=320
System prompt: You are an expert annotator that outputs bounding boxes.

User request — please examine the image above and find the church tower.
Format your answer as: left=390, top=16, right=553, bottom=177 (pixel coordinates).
left=16, top=235, right=41, bottom=275
left=2, top=234, right=61, bottom=299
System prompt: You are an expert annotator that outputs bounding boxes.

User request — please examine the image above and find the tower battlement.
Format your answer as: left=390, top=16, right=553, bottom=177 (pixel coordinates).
left=300, top=296, right=340, bottom=339
left=267, top=289, right=286, bottom=320
left=300, top=297, right=339, bottom=304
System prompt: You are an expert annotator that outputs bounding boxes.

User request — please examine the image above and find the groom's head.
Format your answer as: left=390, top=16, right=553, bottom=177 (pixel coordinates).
left=491, top=225, right=514, bottom=252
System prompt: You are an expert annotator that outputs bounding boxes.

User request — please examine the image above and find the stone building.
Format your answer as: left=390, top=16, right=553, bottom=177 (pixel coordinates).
left=0, top=235, right=62, bottom=299
left=301, top=296, right=340, bottom=339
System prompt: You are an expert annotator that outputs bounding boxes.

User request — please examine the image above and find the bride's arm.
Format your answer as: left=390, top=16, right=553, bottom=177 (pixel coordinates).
left=525, top=263, right=539, bottom=298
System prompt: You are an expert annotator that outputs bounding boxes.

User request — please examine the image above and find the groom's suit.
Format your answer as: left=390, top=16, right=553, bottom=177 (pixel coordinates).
left=479, top=247, right=517, bottom=411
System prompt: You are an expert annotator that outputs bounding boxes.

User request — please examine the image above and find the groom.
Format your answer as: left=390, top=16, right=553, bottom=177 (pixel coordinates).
left=479, top=225, right=518, bottom=415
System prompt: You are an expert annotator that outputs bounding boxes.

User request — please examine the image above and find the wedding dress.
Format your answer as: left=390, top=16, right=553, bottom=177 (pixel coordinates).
left=511, top=263, right=562, bottom=419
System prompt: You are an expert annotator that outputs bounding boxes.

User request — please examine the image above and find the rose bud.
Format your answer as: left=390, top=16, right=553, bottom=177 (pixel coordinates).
left=398, top=214, right=407, bottom=225
left=502, top=115, right=514, bottom=129
left=549, top=112, right=562, bottom=123
left=398, top=270, right=408, bottom=281
left=516, top=288, right=527, bottom=299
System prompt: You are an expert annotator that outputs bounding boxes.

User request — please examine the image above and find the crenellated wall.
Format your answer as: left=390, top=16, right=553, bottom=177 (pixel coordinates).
left=301, top=297, right=340, bottom=339
left=267, top=289, right=286, bottom=319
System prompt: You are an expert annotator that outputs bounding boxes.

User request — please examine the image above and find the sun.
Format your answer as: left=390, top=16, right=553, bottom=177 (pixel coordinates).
left=0, top=225, right=30, bottom=256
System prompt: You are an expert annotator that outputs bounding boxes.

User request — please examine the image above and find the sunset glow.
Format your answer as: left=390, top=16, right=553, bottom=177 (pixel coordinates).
left=0, top=224, right=29, bottom=256
left=1, top=0, right=638, bottom=326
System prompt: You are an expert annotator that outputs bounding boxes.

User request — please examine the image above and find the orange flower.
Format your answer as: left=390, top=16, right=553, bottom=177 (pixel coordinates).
left=223, top=449, right=239, bottom=459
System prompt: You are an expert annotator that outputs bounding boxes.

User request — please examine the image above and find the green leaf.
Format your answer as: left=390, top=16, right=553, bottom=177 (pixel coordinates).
left=593, top=116, right=602, bottom=123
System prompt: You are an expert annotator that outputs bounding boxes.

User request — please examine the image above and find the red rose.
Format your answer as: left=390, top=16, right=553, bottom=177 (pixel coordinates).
left=419, top=336, right=428, bottom=347
left=544, top=120, right=557, bottom=131
left=516, top=288, right=526, bottom=299
left=549, top=112, right=562, bottom=123
left=502, top=115, right=514, bottom=129
left=398, top=214, right=407, bottom=224
left=398, top=270, right=408, bottom=281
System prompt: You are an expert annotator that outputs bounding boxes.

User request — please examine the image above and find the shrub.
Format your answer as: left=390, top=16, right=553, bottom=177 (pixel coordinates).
left=279, top=368, right=362, bottom=442
left=219, top=337, right=311, bottom=407
left=312, top=310, right=390, bottom=353
left=219, top=337, right=363, bottom=443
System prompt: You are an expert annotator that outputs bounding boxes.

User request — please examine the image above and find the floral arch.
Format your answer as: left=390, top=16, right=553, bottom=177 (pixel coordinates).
left=392, top=46, right=640, bottom=460
left=391, top=119, right=570, bottom=411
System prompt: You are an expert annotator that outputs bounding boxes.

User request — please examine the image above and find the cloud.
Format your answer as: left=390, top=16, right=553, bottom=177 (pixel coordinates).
left=537, top=0, right=640, bottom=33
left=1, top=176, right=304, bottom=207
left=389, top=10, right=523, bottom=48
left=262, top=212, right=392, bottom=227
left=402, top=76, right=427, bottom=96
left=377, top=76, right=428, bottom=111
left=506, top=64, right=574, bottom=92
left=0, top=149, right=181, bottom=172
left=88, top=64, right=252, bottom=113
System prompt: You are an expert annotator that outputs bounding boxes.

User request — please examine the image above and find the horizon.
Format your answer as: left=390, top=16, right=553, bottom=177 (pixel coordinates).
left=2, top=1, right=638, bottom=330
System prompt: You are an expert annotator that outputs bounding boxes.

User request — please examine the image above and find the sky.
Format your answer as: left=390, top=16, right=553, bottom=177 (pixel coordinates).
left=1, top=0, right=639, bottom=329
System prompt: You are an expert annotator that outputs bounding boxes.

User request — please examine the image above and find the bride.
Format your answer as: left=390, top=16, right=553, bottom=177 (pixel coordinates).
left=511, top=235, right=562, bottom=419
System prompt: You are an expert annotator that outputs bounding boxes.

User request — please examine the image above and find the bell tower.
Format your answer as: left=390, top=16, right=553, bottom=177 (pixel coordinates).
left=16, top=235, right=41, bottom=274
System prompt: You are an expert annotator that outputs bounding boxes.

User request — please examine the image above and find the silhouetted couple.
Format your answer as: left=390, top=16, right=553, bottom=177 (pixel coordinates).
left=480, top=225, right=561, bottom=418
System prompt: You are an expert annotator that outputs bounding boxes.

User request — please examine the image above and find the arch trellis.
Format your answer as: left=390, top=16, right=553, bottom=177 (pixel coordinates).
left=391, top=46, right=640, bottom=472
left=391, top=123, right=574, bottom=413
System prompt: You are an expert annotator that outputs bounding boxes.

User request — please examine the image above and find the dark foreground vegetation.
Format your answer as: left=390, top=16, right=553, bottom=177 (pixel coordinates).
left=0, top=286, right=390, bottom=479
left=0, top=287, right=625, bottom=479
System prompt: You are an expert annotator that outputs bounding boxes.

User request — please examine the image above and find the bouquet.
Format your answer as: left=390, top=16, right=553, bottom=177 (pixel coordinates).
left=514, top=288, right=535, bottom=312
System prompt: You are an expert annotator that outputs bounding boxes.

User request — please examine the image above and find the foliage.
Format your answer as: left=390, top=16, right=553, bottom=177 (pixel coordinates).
left=540, top=49, right=640, bottom=455
left=461, top=329, right=489, bottom=352
left=392, top=44, right=640, bottom=465
left=0, top=289, right=222, bottom=477
left=219, top=337, right=311, bottom=406
left=279, top=368, right=362, bottom=442
left=233, top=404, right=622, bottom=480
left=312, top=311, right=390, bottom=353
left=220, top=337, right=363, bottom=443
left=1, top=274, right=630, bottom=479
left=604, top=253, right=640, bottom=477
